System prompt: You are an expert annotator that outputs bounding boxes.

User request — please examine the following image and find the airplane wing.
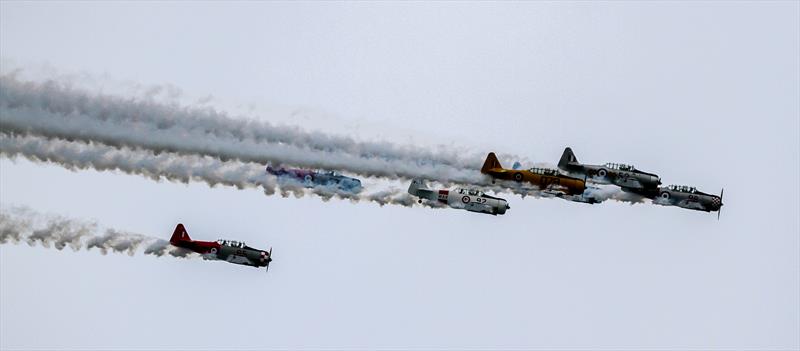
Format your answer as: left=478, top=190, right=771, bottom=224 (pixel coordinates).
left=542, top=184, right=570, bottom=197
left=617, top=177, right=644, bottom=190
left=464, top=202, right=492, bottom=214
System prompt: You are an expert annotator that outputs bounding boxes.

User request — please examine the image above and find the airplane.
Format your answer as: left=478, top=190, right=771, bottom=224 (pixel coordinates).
left=481, top=152, right=586, bottom=196
left=557, top=147, right=661, bottom=192
left=266, top=164, right=362, bottom=192
left=407, top=179, right=510, bottom=215
left=169, top=223, right=273, bottom=270
left=653, top=185, right=724, bottom=218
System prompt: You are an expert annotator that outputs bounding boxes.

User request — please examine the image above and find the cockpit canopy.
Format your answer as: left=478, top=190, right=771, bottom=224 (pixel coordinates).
left=667, top=185, right=697, bottom=193
left=528, top=167, right=560, bottom=176
left=604, top=163, right=635, bottom=171
left=458, top=188, right=485, bottom=197
left=217, top=239, right=246, bottom=248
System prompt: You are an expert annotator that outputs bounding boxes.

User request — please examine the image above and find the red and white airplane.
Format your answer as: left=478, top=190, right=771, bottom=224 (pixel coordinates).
left=169, top=224, right=273, bottom=271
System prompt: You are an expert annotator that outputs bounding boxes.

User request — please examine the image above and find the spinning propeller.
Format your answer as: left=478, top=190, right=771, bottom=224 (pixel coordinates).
left=265, top=247, right=273, bottom=272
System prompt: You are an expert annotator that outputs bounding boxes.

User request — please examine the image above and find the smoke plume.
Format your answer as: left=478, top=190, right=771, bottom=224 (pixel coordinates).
left=0, top=75, right=646, bottom=207
left=0, top=75, right=494, bottom=183
left=0, top=205, right=193, bottom=257
left=0, top=132, right=439, bottom=208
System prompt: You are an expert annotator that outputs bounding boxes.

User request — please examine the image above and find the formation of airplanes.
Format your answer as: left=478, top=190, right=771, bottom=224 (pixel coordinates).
left=261, top=147, right=722, bottom=217
left=412, top=147, right=722, bottom=217
left=174, top=147, right=722, bottom=270
left=554, top=148, right=723, bottom=217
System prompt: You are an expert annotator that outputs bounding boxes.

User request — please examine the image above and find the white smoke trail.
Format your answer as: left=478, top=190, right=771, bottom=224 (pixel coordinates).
left=0, top=75, right=496, bottom=182
left=464, top=178, right=647, bottom=205
left=0, top=205, right=192, bottom=257
left=581, top=184, right=649, bottom=204
left=0, top=132, right=436, bottom=208
left=0, top=75, right=646, bottom=206
left=0, top=103, right=638, bottom=204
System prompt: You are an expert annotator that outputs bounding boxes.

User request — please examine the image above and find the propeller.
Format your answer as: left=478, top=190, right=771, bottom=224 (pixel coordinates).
left=717, top=188, right=724, bottom=220
left=265, top=247, right=273, bottom=272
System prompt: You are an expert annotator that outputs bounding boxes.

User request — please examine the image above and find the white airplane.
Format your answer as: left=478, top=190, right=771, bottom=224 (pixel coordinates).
left=407, top=179, right=510, bottom=216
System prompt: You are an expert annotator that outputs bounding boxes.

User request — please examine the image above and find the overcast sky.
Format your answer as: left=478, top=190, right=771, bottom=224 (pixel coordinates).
left=1, top=1, right=798, bottom=349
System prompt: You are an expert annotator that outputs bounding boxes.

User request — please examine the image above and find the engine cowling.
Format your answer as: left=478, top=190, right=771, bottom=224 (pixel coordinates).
left=495, top=202, right=508, bottom=215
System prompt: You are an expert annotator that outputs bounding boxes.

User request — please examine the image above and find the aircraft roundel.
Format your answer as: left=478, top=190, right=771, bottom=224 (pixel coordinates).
left=462, top=196, right=470, bottom=203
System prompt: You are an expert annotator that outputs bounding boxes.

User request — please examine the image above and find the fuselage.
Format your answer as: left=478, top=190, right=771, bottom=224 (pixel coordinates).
left=170, top=238, right=219, bottom=254
left=169, top=224, right=272, bottom=268
left=557, top=148, right=660, bottom=191
left=652, top=185, right=723, bottom=212
left=266, top=166, right=362, bottom=192
left=561, top=162, right=661, bottom=191
left=481, top=152, right=585, bottom=196
left=439, top=188, right=510, bottom=215
left=407, top=179, right=510, bottom=215
left=483, top=167, right=586, bottom=195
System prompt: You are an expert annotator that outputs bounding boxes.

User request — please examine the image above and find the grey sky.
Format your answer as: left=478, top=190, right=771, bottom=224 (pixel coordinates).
left=1, top=1, right=798, bottom=349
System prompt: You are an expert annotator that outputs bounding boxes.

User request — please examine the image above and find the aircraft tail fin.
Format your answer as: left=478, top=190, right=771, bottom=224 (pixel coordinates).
left=558, top=147, right=578, bottom=170
left=481, top=152, right=503, bottom=173
left=170, top=223, right=190, bottom=244
left=407, top=178, right=429, bottom=196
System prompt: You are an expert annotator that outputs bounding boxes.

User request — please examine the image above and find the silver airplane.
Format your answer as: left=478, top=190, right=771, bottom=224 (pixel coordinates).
left=653, top=185, right=724, bottom=218
left=407, top=179, right=510, bottom=215
left=558, top=147, right=661, bottom=192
